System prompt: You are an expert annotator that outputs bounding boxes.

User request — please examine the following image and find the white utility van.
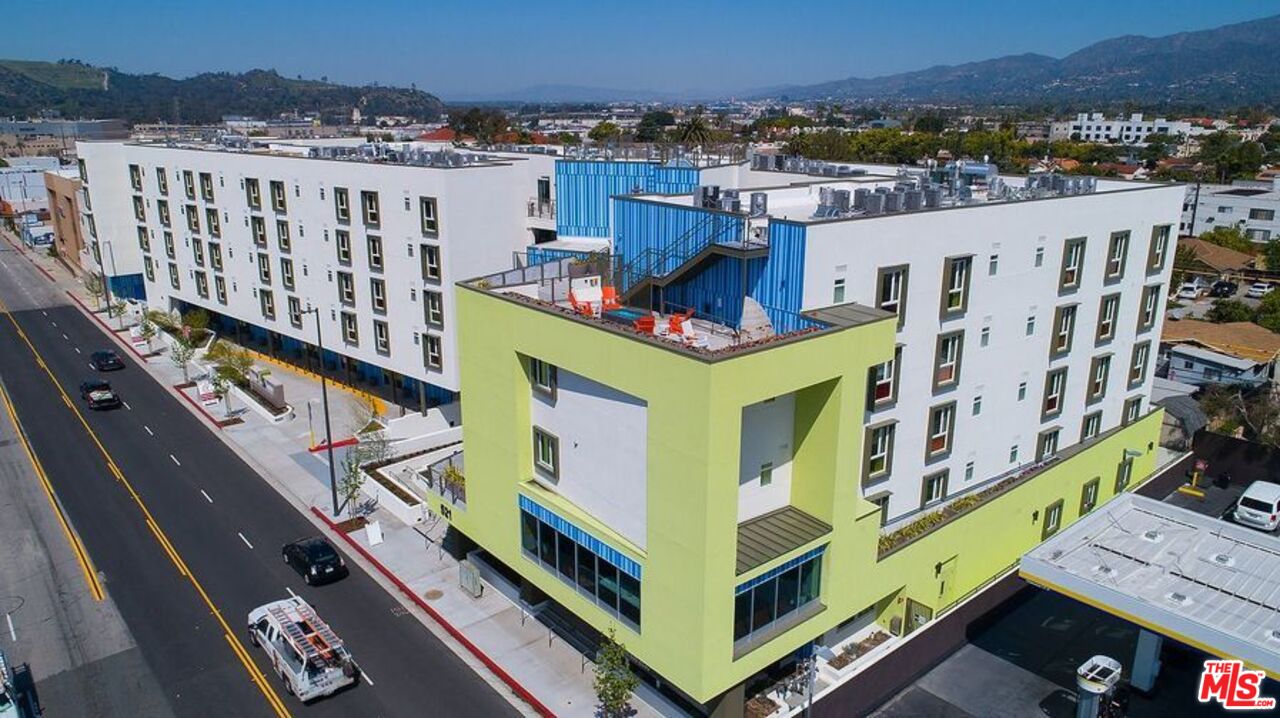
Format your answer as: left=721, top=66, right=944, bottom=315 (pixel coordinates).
left=248, top=596, right=359, bottom=702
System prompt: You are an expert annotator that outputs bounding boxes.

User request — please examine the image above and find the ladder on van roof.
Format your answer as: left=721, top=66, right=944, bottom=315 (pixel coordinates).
left=267, top=598, right=344, bottom=663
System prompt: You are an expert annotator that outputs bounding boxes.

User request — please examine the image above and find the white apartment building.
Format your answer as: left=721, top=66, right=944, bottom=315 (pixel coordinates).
left=77, top=139, right=558, bottom=407
left=1181, top=177, right=1280, bottom=242
left=612, top=162, right=1184, bottom=522
left=1050, top=113, right=1192, bottom=145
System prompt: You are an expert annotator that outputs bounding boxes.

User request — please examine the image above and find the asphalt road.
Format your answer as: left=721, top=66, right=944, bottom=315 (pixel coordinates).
left=0, top=245, right=520, bottom=717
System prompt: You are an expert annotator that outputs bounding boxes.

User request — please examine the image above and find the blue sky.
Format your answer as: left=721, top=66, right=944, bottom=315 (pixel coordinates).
left=5, top=0, right=1279, bottom=99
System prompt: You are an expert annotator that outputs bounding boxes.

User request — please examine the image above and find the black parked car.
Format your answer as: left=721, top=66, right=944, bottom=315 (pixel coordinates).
left=89, top=350, right=125, bottom=371
left=1209, top=280, right=1239, bottom=298
left=282, top=537, right=348, bottom=585
left=79, top=379, right=122, bottom=410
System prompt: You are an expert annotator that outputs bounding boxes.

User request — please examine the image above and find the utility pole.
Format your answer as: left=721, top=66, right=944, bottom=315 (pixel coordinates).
left=1187, top=164, right=1204, bottom=237
left=303, top=306, right=339, bottom=517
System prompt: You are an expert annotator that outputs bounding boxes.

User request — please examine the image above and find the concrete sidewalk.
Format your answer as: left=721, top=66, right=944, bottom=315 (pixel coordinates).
left=3, top=230, right=672, bottom=718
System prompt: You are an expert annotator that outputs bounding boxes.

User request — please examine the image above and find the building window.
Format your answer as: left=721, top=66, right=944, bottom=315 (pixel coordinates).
left=1088, top=355, right=1111, bottom=402
left=270, top=180, right=287, bottom=212
left=972, top=395, right=982, bottom=416
left=1115, top=455, right=1134, bottom=493
left=424, top=334, right=442, bottom=370
left=183, top=170, right=196, bottom=200
left=1037, top=428, right=1060, bottom=460
left=1081, top=411, right=1102, bottom=442
left=420, top=196, right=439, bottom=235
left=1152, top=223, right=1172, bottom=271
left=335, top=229, right=352, bottom=264
left=867, top=346, right=901, bottom=409
left=521, top=506, right=642, bottom=629
left=1105, top=231, right=1128, bottom=281
left=209, top=242, right=222, bottom=271
left=288, top=296, right=302, bottom=327
left=199, top=172, right=214, bottom=202
left=1123, top=396, right=1143, bottom=425
left=424, top=290, right=444, bottom=327
left=1250, top=208, right=1275, bottom=221
left=164, top=231, right=175, bottom=259
left=1096, top=294, right=1119, bottom=343
left=864, top=422, right=895, bottom=482
left=132, top=195, right=146, bottom=222
left=1041, top=499, right=1064, bottom=540
left=276, top=219, right=291, bottom=252
left=192, top=238, right=205, bottom=266
left=1060, top=238, right=1085, bottom=291
left=259, top=289, right=275, bottom=319
left=533, top=427, right=559, bottom=479
left=1080, top=478, right=1100, bottom=514
left=361, top=190, right=380, bottom=226
left=194, top=271, right=209, bottom=299
left=137, top=226, right=150, bottom=253
left=1034, top=246, right=1044, bottom=267
left=245, top=178, right=261, bottom=209
left=732, top=548, right=822, bottom=643
left=157, top=199, right=171, bottom=227
left=926, top=403, right=955, bottom=458
left=1138, top=284, right=1161, bottom=332
left=257, top=252, right=271, bottom=284
left=168, top=262, right=181, bottom=289
left=156, top=167, right=168, bottom=195
left=934, top=331, right=963, bottom=390
left=980, top=326, right=990, bottom=347
left=1026, top=315, right=1035, bottom=336
left=144, top=259, right=155, bottom=283
left=205, top=207, right=221, bottom=237
left=529, top=358, right=557, bottom=398
left=185, top=204, right=200, bottom=233
left=367, top=235, right=384, bottom=270
left=1043, top=368, right=1067, bottom=418
left=280, top=258, right=295, bottom=290
left=341, top=311, right=358, bottom=345
left=759, top=462, right=773, bottom=487
left=214, top=276, right=227, bottom=304
left=1009, top=445, right=1019, bottom=463
left=1051, top=305, right=1077, bottom=356
left=334, top=187, right=350, bottom=222
left=832, top=277, right=845, bottom=304
left=128, top=164, right=143, bottom=191
left=337, top=271, right=355, bottom=305
left=1018, top=381, right=1027, bottom=401
left=921, top=470, right=948, bottom=508
left=988, top=254, right=999, bottom=276
left=373, top=319, right=390, bottom=355
left=370, top=278, right=387, bottom=313
left=876, top=265, right=908, bottom=326
left=421, top=244, right=442, bottom=281
left=940, top=256, right=971, bottom=317
left=1129, top=342, right=1150, bottom=387
left=251, top=216, right=267, bottom=247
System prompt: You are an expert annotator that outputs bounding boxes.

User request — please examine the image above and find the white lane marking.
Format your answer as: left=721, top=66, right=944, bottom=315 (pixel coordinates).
left=144, top=425, right=154, bottom=436
left=200, top=489, right=213, bottom=504
left=50, top=321, right=56, bottom=328
left=5, top=613, right=14, bottom=642
left=361, top=670, right=375, bottom=686
left=238, top=532, right=254, bottom=550
left=122, top=401, right=131, bottom=411
left=169, top=454, right=181, bottom=466
left=61, top=333, right=68, bottom=340
left=74, top=347, right=81, bottom=354
left=286, top=587, right=297, bottom=598
left=41, top=311, right=47, bottom=317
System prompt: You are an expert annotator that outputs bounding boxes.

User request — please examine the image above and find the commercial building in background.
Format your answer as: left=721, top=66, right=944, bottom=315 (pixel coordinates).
left=1049, top=112, right=1192, bottom=144
left=44, top=170, right=91, bottom=275
left=0, top=119, right=128, bottom=159
left=1181, top=177, right=1280, bottom=242
left=431, top=160, right=1182, bottom=713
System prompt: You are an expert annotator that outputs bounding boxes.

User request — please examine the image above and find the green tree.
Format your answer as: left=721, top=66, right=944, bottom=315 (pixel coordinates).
left=1205, top=299, right=1253, bottom=323
left=677, top=114, right=712, bottom=147
left=913, top=115, right=946, bottom=133
left=588, top=121, right=621, bottom=144
left=169, top=336, right=195, bottom=383
left=593, top=628, right=639, bottom=718
left=183, top=307, right=210, bottom=333
left=556, top=132, right=579, bottom=145
left=84, top=274, right=105, bottom=308
left=210, top=371, right=232, bottom=417
left=1198, top=226, right=1254, bottom=254
left=1264, top=239, right=1280, bottom=271
left=108, top=299, right=128, bottom=329
left=138, top=316, right=157, bottom=352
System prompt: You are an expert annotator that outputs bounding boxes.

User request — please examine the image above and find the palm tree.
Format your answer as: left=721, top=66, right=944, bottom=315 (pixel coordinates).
left=678, top=115, right=712, bottom=148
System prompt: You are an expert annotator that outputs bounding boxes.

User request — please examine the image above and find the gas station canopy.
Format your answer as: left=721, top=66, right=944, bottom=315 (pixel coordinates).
left=1021, top=493, right=1280, bottom=679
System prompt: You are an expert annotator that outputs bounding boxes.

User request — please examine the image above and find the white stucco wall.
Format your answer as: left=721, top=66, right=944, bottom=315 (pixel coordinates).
left=737, top=393, right=796, bottom=523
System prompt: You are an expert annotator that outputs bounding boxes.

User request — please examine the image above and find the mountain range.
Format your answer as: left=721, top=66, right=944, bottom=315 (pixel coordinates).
left=0, top=61, right=444, bottom=124
left=756, top=14, right=1280, bottom=106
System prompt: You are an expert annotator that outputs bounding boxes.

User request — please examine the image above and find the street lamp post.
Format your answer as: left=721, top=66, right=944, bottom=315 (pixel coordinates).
left=302, top=306, right=340, bottom=517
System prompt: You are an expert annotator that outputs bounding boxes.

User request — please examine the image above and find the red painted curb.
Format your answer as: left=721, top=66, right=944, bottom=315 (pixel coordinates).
left=308, top=436, right=359, bottom=453
left=64, top=290, right=149, bottom=361
left=174, top=384, right=225, bottom=431
left=310, top=507, right=557, bottom=718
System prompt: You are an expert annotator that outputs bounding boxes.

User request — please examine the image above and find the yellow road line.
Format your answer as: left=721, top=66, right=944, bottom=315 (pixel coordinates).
left=0, top=297, right=292, bottom=718
left=0, top=381, right=104, bottom=602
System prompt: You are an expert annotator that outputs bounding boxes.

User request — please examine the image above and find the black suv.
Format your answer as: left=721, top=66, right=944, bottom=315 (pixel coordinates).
left=89, top=350, right=125, bottom=371
left=282, top=537, right=348, bottom=585
left=1209, top=280, right=1239, bottom=298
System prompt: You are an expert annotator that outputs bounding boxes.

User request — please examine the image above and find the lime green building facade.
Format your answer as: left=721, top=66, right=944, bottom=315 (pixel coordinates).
left=437, top=282, right=1164, bottom=711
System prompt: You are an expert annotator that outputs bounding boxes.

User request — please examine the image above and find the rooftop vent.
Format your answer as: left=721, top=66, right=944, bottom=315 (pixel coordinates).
left=1209, top=553, right=1236, bottom=568
left=1166, top=591, right=1192, bottom=608
left=1141, top=530, right=1164, bottom=543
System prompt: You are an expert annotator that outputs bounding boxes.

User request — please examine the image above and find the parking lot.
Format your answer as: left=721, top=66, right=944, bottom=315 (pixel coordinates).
left=1169, top=277, right=1273, bottom=320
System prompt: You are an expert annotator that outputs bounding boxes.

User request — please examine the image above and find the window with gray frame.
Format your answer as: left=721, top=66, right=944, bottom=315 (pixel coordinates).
left=1041, top=498, right=1064, bottom=539
left=529, top=358, right=557, bottom=399
left=1088, top=355, right=1111, bottom=402
left=939, top=256, right=971, bottom=318
left=863, top=422, right=895, bottom=483
left=533, top=427, right=559, bottom=480
left=1080, top=477, right=1100, bottom=514
left=1138, top=284, right=1161, bottom=331
left=1129, top=342, right=1150, bottom=387
left=920, top=469, right=948, bottom=507
left=876, top=265, right=908, bottom=326
left=1147, top=225, right=1170, bottom=272
left=1042, top=368, right=1067, bottom=419
left=1104, top=231, right=1129, bottom=281
left=1059, top=238, right=1086, bottom=291
left=521, top=508, right=641, bottom=628
left=1037, top=428, right=1060, bottom=460
left=1096, top=294, right=1120, bottom=343
left=1050, top=304, right=1077, bottom=357
left=933, top=332, right=963, bottom=390
left=925, top=403, right=955, bottom=459
left=733, top=550, right=821, bottom=644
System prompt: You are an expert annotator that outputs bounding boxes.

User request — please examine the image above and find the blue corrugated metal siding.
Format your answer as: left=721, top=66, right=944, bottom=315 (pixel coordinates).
left=555, top=161, right=701, bottom=238
left=756, top=221, right=807, bottom=332
left=661, top=255, right=766, bottom=328
left=525, top=246, right=593, bottom=266
left=108, top=273, right=146, bottom=300
left=613, top=198, right=744, bottom=274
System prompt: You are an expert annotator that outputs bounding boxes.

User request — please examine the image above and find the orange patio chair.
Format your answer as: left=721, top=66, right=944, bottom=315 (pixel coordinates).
left=601, top=286, right=622, bottom=311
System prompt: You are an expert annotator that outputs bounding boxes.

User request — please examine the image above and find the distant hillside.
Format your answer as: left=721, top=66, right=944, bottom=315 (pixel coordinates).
left=757, top=14, right=1280, bottom=107
left=0, top=60, right=444, bottom=124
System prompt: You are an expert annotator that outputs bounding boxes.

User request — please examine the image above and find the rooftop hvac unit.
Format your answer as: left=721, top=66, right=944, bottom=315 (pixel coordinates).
left=957, top=185, right=973, bottom=202
left=903, top=189, right=923, bottom=210
left=719, top=196, right=741, bottom=213
left=749, top=192, right=768, bottom=217
left=883, top=191, right=901, bottom=213
left=863, top=193, right=884, bottom=215
left=832, top=190, right=851, bottom=213
left=818, top=186, right=835, bottom=207
left=923, top=186, right=943, bottom=208
left=722, top=188, right=740, bottom=200
left=822, top=164, right=838, bottom=177
left=837, top=166, right=853, bottom=176
left=1083, top=177, right=1097, bottom=193
left=697, top=185, right=721, bottom=208
left=853, top=187, right=870, bottom=210
left=774, top=154, right=786, bottom=171
left=874, top=186, right=890, bottom=195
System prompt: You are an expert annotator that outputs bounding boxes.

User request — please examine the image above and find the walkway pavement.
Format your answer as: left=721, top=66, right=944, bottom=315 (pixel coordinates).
left=1, top=231, right=670, bottom=718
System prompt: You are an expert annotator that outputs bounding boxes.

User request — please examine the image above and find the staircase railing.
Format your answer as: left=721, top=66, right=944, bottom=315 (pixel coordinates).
left=616, top=210, right=748, bottom=296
